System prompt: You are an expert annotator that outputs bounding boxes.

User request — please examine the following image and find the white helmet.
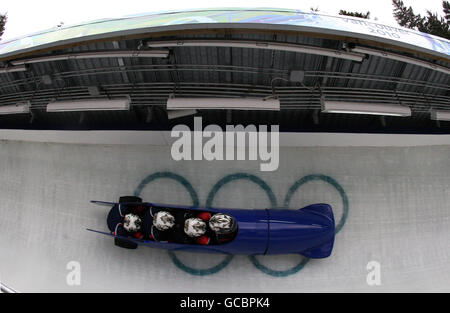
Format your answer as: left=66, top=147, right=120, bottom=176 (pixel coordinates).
left=123, top=213, right=142, bottom=232
left=153, top=211, right=175, bottom=231
left=184, top=217, right=206, bottom=237
left=209, top=214, right=234, bottom=234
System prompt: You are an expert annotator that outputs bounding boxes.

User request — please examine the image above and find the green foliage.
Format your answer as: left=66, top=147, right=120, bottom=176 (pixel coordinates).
left=392, top=0, right=449, bottom=39
left=443, top=0, right=450, bottom=20
left=0, top=13, right=6, bottom=40
left=339, top=10, right=370, bottom=19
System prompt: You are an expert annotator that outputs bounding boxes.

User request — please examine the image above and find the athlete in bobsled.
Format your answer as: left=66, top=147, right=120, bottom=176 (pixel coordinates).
left=104, top=196, right=236, bottom=249
left=107, top=197, right=144, bottom=234
left=182, top=213, right=237, bottom=245
left=150, top=208, right=235, bottom=245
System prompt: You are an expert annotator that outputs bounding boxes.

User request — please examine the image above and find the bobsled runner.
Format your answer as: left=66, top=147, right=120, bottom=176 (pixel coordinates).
left=87, top=196, right=335, bottom=258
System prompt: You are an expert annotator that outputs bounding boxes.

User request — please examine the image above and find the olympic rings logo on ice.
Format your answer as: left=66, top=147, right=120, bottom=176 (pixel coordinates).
left=133, top=171, right=349, bottom=277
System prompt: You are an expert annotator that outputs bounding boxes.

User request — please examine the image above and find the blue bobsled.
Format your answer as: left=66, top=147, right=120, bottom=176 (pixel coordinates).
left=88, top=198, right=335, bottom=259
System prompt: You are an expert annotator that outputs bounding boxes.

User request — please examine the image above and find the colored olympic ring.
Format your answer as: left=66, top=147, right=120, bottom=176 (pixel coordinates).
left=134, top=171, right=349, bottom=277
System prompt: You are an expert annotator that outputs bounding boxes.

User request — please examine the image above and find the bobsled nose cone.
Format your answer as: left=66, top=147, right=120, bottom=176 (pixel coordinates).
left=299, top=203, right=335, bottom=230
left=297, top=204, right=335, bottom=258
left=299, top=235, right=335, bottom=259
left=266, top=204, right=335, bottom=257
left=299, top=203, right=335, bottom=222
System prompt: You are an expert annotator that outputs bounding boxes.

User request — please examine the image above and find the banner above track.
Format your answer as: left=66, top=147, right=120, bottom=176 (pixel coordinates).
left=0, top=8, right=449, bottom=60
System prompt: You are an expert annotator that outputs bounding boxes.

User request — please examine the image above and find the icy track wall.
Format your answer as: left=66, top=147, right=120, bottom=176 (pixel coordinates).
left=0, top=140, right=449, bottom=292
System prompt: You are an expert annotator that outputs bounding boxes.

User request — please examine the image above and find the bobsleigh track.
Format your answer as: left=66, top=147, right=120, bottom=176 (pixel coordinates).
left=0, top=133, right=449, bottom=292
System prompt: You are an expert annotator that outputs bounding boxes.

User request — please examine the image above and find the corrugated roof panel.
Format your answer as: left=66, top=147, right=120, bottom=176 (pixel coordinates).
left=0, top=31, right=448, bottom=133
